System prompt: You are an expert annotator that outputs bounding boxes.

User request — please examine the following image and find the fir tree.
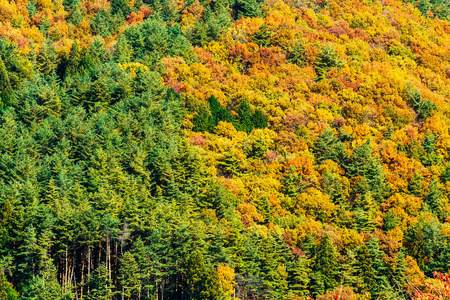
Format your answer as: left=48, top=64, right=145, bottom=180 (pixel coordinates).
left=313, top=129, right=347, bottom=164
left=314, top=234, right=338, bottom=292
left=37, top=41, right=58, bottom=76
left=251, top=109, right=268, bottom=129
left=252, top=24, right=272, bottom=47
left=237, top=100, right=255, bottom=133
left=425, top=177, right=446, bottom=220
left=354, top=192, right=377, bottom=232
left=408, top=172, right=424, bottom=197
left=314, top=45, right=344, bottom=81
left=119, top=252, right=141, bottom=299
left=0, top=56, right=13, bottom=108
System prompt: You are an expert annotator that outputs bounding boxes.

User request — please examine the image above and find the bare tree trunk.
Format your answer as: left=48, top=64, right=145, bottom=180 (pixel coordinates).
left=65, top=246, right=69, bottom=293
left=107, top=235, right=111, bottom=281
left=81, top=248, right=85, bottom=298
left=99, top=241, right=102, bottom=268
left=88, top=247, right=91, bottom=294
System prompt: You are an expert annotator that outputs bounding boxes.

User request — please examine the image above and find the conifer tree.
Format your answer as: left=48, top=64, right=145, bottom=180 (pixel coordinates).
left=356, top=244, right=375, bottom=293
left=252, top=24, right=272, bottom=47
left=425, top=177, right=446, bottom=220
left=313, top=129, right=347, bottom=164
left=354, top=192, right=377, bottom=232
left=237, top=100, right=255, bottom=133
left=314, top=45, right=344, bottom=81
left=119, top=252, right=141, bottom=299
left=314, top=234, right=338, bottom=292
left=367, top=237, right=388, bottom=297
left=251, top=109, right=268, bottom=129
left=183, top=251, right=221, bottom=300
left=409, top=172, right=424, bottom=197
left=0, top=56, right=13, bottom=108
left=288, top=256, right=311, bottom=298
left=38, top=41, right=58, bottom=76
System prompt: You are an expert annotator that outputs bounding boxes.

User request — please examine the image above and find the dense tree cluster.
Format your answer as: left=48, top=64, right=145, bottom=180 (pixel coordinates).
left=2, top=0, right=450, bottom=299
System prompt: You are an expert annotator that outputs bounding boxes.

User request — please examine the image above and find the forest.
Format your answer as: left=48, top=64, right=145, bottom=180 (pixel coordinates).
left=2, top=0, right=450, bottom=299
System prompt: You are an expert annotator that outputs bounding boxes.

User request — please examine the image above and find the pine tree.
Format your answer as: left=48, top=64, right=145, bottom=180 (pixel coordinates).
left=0, top=56, right=13, bottom=108
left=183, top=251, right=221, bottom=300
left=193, top=105, right=214, bottom=132
left=0, top=269, right=19, bottom=300
left=209, top=95, right=234, bottom=127
left=237, top=100, right=254, bottom=133
left=367, top=237, right=388, bottom=297
left=408, top=172, right=424, bottom=197
left=119, top=252, right=141, bottom=299
left=314, top=234, right=338, bottom=292
left=218, top=150, right=242, bottom=177
left=38, top=41, right=58, bottom=76
left=281, top=166, right=308, bottom=199
left=251, top=109, right=268, bottom=129
left=288, top=42, right=305, bottom=66
left=111, top=0, right=131, bottom=17
left=392, top=250, right=407, bottom=288
left=252, top=24, right=272, bottom=47
left=425, top=177, right=446, bottom=220
left=314, top=45, right=344, bottom=81
left=356, top=244, right=375, bottom=293
left=313, top=129, right=347, bottom=164
left=85, top=263, right=115, bottom=300
left=288, top=256, right=311, bottom=298
left=322, top=171, right=347, bottom=207
left=354, top=192, right=377, bottom=232
left=384, top=123, right=393, bottom=140
left=114, top=35, right=133, bottom=64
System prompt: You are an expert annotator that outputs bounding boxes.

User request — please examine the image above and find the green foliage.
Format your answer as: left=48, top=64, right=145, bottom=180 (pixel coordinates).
left=314, top=45, right=344, bottom=81
left=233, top=0, right=265, bottom=18
left=252, top=24, right=273, bottom=47
left=313, top=129, right=347, bottom=164
left=0, top=56, right=13, bottom=109
left=314, top=234, right=338, bottom=292
left=183, top=251, right=222, bottom=300
left=405, top=83, right=437, bottom=120
left=38, top=41, right=59, bottom=76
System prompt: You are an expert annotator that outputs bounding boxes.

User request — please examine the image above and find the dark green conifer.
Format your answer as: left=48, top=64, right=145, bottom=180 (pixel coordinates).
left=0, top=56, right=13, bottom=108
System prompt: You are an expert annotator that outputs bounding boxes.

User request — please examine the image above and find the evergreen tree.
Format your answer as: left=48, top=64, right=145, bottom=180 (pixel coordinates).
left=85, top=263, right=115, bottom=300
left=288, top=42, right=305, bottom=66
left=313, top=129, right=347, bottom=164
left=251, top=109, right=268, bottom=129
left=183, top=251, right=221, bottom=300
left=38, top=41, right=58, bottom=76
left=314, top=234, right=338, bottom=292
left=354, top=192, right=377, bottom=232
left=408, top=172, right=424, bottom=197
left=425, top=177, right=446, bottom=220
left=356, top=244, right=375, bottom=293
left=252, top=24, right=272, bottom=47
left=443, top=161, right=450, bottom=182
left=119, top=251, right=141, bottom=299
left=367, top=237, right=388, bottom=297
left=237, top=100, right=255, bottom=133
left=114, top=35, right=134, bottom=64
left=111, top=0, right=131, bottom=17
left=193, top=105, right=213, bottom=132
left=218, top=150, right=242, bottom=177
left=314, top=45, right=344, bottom=81
left=0, top=56, right=13, bottom=108
left=288, top=256, right=311, bottom=298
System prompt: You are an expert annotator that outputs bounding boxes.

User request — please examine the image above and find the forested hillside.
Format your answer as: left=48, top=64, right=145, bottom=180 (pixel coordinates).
left=2, top=0, right=450, bottom=299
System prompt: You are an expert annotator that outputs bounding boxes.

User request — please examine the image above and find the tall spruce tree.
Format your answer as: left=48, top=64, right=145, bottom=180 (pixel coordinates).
left=0, top=56, right=13, bottom=108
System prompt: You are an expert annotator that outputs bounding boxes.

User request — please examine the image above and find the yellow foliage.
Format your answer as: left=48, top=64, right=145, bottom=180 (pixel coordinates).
left=119, top=62, right=149, bottom=76
left=217, top=265, right=236, bottom=297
